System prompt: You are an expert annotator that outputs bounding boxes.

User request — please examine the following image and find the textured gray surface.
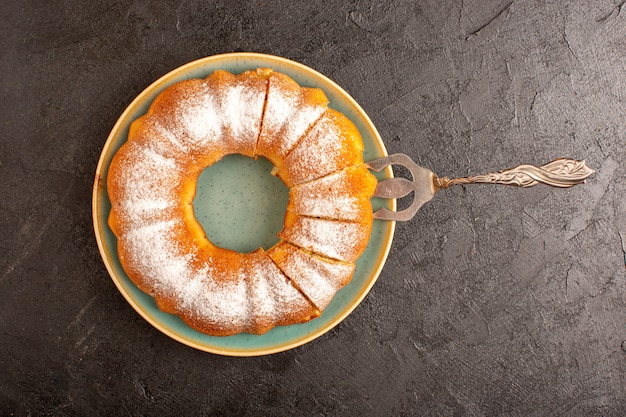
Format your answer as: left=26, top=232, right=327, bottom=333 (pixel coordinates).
left=1, top=0, right=625, bottom=415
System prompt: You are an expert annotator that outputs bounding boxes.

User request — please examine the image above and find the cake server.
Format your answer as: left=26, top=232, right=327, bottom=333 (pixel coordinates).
left=366, top=154, right=594, bottom=221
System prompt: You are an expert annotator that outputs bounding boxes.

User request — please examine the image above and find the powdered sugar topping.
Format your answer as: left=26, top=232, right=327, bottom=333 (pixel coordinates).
left=279, top=215, right=370, bottom=263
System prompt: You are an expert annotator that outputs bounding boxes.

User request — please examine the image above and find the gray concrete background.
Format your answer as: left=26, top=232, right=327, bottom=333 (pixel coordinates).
left=1, top=0, right=625, bottom=415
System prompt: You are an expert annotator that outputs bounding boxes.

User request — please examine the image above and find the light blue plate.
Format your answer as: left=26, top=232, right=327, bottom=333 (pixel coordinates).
left=92, top=53, right=396, bottom=356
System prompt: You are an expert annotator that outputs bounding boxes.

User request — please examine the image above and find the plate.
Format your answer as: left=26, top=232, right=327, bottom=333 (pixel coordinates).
left=92, top=53, right=396, bottom=356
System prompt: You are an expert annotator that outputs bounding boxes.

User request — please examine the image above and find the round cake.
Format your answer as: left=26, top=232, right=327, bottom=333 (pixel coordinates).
left=107, top=68, right=377, bottom=336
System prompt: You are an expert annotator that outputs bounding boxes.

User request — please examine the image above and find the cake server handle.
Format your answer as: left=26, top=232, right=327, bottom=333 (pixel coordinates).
left=366, top=154, right=594, bottom=221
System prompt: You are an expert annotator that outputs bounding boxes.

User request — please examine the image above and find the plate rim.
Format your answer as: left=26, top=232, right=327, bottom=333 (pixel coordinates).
left=92, top=52, right=396, bottom=356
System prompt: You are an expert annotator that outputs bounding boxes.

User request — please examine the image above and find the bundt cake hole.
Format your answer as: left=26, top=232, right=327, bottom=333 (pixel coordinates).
left=192, top=154, right=290, bottom=253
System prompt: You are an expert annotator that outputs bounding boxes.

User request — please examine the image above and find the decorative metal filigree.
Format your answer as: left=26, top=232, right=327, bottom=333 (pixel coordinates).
left=434, top=158, right=595, bottom=189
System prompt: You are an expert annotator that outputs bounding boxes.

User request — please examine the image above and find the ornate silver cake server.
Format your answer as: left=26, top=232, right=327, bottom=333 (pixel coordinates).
left=366, top=154, right=594, bottom=221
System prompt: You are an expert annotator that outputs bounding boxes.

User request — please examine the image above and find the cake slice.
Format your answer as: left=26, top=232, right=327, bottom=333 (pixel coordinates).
left=205, top=70, right=268, bottom=157
left=278, top=211, right=371, bottom=263
left=256, top=71, right=328, bottom=166
left=269, top=242, right=355, bottom=311
left=287, top=165, right=377, bottom=223
left=277, top=109, right=365, bottom=187
left=242, top=251, right=321, bottom=334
